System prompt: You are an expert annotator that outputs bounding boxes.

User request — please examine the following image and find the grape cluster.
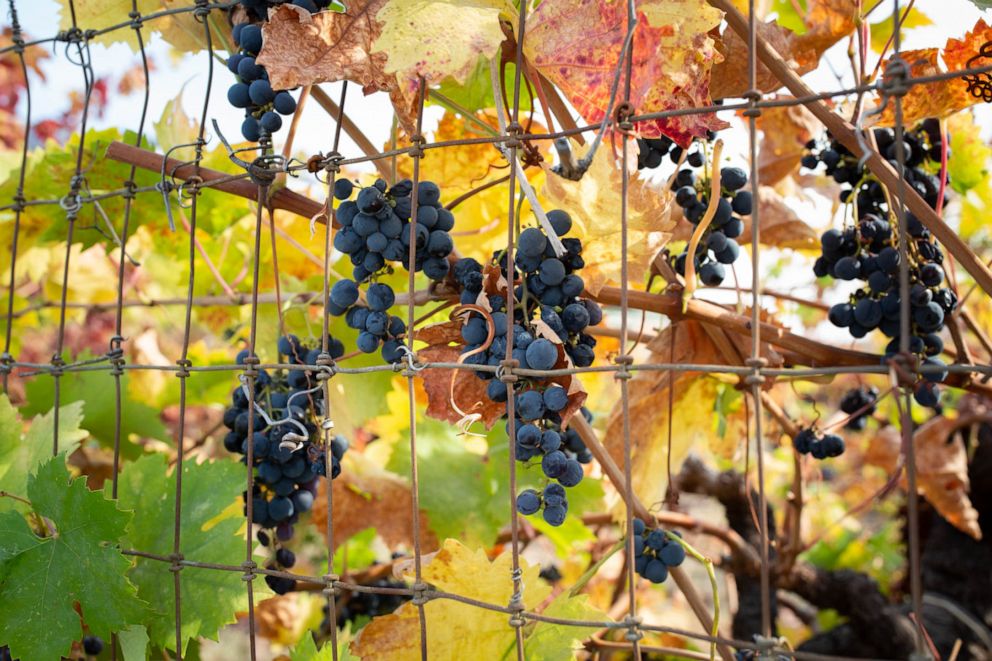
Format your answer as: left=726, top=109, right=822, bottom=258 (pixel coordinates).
left=319, top=577, right=410, bottom=631
left=450, top=211, right=601, bottom=526
left=839, top=386, right=879, bottom=430
left=636, top=135, right=676, bottom=169
left=631, top=517, right=686, bottom=584
left=226, top=23, right=298, bottom=142
left=224, top=335, right=348, bottom=594
left=793, top=427, right=845, bottom=460
left=329, top=178, right=455, bottom=363
left=806, top=122, right=955, bottom=408
left=670, top=164, right=749, bottom=287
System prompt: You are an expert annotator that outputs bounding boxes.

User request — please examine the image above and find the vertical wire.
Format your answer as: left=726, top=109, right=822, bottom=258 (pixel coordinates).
left=889, top=1, right=926, bottom=652
left=504, top=1, right=529, bottom=658
left=170, top=7, right=214, bottom=657
left=405, top=78, right=430, bottom=661
left=52, top=0, right=96, bottom=455
left=1, top=0, right=30, bottom=394
left=744, top=0, right=773, bottom=638
left=617, top=1, right=641, bottom=658
left=321, top=80, right=348, bottom=661
left=241, top=182, right=267, bottom=661
left=110, top=1, right=152, bottom=501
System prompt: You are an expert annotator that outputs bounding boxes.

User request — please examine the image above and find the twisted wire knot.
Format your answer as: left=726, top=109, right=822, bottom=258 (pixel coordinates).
left=128, top=9, right=143, bottom=29
left=622, top=615, right=643, bottom=642
left=742, top=88, right=762, bottom=117
left=176, top=358, right=192, bottom=378
left=50, top=354, right=65, bottom=377
left=614, top=354, right=633, bottom=381
left=409, top=134, right=426, bottom=158
left=240, top=560, right=257, bottom=582
left=615, top=102, right=635, bottom=131
left=322, top=573, right=339, bottom=597
left=880, top=58, right=910, bottom=98
left=498, top=358, right=519, bottom=384
left=108, top=335, right=126, bottom=375
left=411, top=581, right=430, bottom=606
left=503, top=122, right=523, bottom=149
left=168, top=553, right=184, bottom=573
left=0, top=352, right=13, bottom=375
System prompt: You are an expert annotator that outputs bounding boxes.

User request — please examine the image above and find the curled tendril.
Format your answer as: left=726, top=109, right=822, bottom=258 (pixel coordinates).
left=962, top=42, right=992, bottom=102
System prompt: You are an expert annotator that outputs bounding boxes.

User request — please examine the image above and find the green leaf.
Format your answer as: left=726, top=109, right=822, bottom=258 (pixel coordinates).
left=289, top=627, right=357, bottom=661
left=433, top=59, right=531, bottom=114
left=116, top=453, right=255, bottom=654
left=771, top=0, right=808, bottom=35
left=118, top=624, right=150, bottom=661
left=0, top=396, right=87, bottom=512
left=332, top=527, right=378, bottom=574
left=523, top=593, right=610, bottom=660
left=0, top=454, right=145, bottom=661
left=22, top=356, right=165, bottom=458
left=869, top=9, right=933, bottom=52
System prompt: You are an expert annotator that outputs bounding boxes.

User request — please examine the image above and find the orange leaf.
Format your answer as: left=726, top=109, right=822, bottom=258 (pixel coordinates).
left=755, top=97, right=820, bottom=185
left=256, top=3, right=420, bottom=133
left=417, top=343, right=507, bottom=430
left=711, top=0, right=855, bottom=99
left=522, top=0, right=726, bottom=146
left=873, top=19, right=992, bottom=126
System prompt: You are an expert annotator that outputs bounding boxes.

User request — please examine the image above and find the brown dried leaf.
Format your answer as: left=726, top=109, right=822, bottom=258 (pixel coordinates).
left=313, top=453, right=438, bottom=550
left=255, top=594, right=306, bottom=645
left=256, top=3, right=419, bottom=132
left=739, top=186, right=819, bottom=250
left=414, top=319, right=464, bottom=345
left=866, top=418, right=982, bottom=540
left=756, top=97, right=820, bottom=185
left=711, top=0, right=855, bottom=99
left=417, top=343, right=506, bottom=429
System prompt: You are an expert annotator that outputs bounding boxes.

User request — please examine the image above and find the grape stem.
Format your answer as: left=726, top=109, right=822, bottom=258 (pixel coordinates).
left=665, top=531, right=719, bottom=661
left=568, top=539, right=626, bottom=598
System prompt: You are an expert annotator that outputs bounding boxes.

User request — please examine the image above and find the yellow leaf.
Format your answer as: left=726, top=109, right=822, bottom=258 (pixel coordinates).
left=542, top=140, right=673, bottom=295
left=350, top=539, right=550, bottom=660
left=374, top=1, right=512, bottom=88
left=154, top=86, right=199, bottom=152
left=869, top=9, right=934, bottom=53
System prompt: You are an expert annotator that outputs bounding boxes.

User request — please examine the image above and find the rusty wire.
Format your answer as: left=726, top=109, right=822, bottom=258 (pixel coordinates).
left=1, top=0, right=990, bottom=659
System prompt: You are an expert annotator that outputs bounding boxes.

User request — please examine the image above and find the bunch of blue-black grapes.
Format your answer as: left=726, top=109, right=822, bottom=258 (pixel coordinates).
left=793, top=426, right=845, bottom=460
left=225, top=23, right=299, bottom=142
left=840, top=386, right=879, bottom=431
left=636, top=133, right=747, bottom=286
left=804, top=121, right=955, bottom=408
left=630, top=517, right=686, bottom=584
left=225, top=334, right=348, bottom=594
left=328, top=178, right=455, bottom=363
left=450, top=210, right=600, bottom=526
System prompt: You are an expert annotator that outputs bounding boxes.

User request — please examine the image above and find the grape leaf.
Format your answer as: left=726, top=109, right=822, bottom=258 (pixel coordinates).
left=117, top=624, right=150, bottom=661
left=22, top=356, right=165, bottom=459
left=257, top=3, right=420, bottom=133
left=869, top=9, right=933, bottom=52
left=373, top=1, right=512, bottom=91
left=312, top=451, right=439, bottom=552
left=865, top=416, right=982, bottom=540
left=756, top=97, right=820, bottom=185
left=712, top=0, right=854, bottom=99
left=522, top=0, right=726, bottom=146
left=115, top=453, right=253, bottom=653
left=0, top=396, right=87, bottom=513
left=0, top=129, right=160, bottom=264
left=873, top=19, right=992, bottom=126
left=290, top=625, right=357, bottom=660
left=542, top=139, right=673, bottom=295
left=55, top=0, right=231, bottom=53
left=0, top=454, right=146, bottom=661
left=947, top=111, right=991, bottom=194
left=604, top=320, right=780, bottom=511
left=351, top=539, right=551, bottom=660
left=523, top=592, right=609, bottom=660
left=433, top=60, right=532, bottom=114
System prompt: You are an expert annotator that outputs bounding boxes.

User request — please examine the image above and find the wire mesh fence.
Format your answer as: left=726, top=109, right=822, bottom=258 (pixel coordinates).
left=2, top=0, right=991, bottom=659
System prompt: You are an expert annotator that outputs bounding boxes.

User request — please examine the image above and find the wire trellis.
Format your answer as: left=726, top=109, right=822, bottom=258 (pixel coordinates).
left=1, top=0, right=990, bottom=660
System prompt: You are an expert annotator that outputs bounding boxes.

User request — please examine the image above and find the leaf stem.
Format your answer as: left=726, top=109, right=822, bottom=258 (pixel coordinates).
left=568, top=539, right=625, bottom=598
